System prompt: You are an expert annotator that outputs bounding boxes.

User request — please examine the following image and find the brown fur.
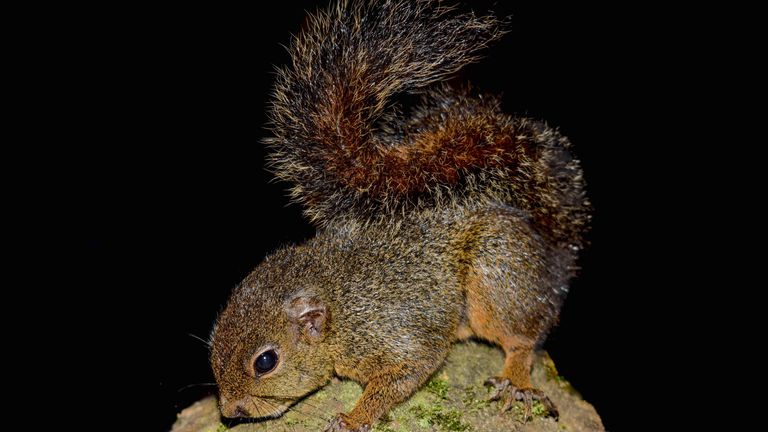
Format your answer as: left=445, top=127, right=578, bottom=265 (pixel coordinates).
left=211, top=1, right=590, bottom=430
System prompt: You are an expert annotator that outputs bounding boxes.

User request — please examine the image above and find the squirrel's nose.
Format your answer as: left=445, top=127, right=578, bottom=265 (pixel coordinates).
left=222, top=400, right=251, bottom=418
left=231, top=405, right=250, bottom=418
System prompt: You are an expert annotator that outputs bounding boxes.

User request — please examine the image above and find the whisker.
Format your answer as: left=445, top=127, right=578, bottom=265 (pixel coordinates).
left=288, top=400, right=331, bottom=422
left=250, top=394, right=271, bottom=418
left=177, top=382, right=217, bottom=392
left=252, top=395, right=289, bottom=420
left=264, top=393, right=330, bottom=423
left=188, top=333, right=212, bottom=348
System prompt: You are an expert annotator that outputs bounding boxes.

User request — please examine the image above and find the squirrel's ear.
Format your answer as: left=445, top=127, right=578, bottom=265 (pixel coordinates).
left=286, top=296, right=328, bottom=340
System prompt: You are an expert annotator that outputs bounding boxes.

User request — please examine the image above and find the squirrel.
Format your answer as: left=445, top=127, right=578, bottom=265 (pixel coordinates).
left=210, top=1, right=590, bottom=431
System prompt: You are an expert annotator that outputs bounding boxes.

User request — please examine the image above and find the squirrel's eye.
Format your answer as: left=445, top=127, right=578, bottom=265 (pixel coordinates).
left=254, top=350, right=278, bottom=374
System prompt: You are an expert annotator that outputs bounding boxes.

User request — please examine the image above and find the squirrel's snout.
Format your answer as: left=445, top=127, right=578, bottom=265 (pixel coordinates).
left=221, top=399, right=250, bottom=418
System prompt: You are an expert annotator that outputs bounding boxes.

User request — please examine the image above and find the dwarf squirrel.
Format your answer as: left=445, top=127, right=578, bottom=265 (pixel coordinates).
left=211, top=1, right=590, bottom=431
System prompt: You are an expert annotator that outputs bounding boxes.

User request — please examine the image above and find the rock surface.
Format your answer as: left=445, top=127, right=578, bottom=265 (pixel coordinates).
left=171, top=341, right=603, bottom=432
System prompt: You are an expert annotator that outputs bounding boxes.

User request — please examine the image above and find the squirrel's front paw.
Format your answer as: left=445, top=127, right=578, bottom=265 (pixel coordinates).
left=324, top=413, right=371, bottom=432
left=484, top=377, right=559, bottom=421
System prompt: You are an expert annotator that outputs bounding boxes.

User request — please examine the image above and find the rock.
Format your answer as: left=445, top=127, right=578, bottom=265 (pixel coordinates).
left=171, top=341, right=604, bottom=432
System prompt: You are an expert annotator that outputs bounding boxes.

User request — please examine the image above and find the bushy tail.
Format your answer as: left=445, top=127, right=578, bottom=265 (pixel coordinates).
left=266, top=0, right=589, bottom=248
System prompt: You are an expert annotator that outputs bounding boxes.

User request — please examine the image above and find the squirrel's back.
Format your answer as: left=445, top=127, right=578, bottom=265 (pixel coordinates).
left=266, top=0, right=590, bottom=248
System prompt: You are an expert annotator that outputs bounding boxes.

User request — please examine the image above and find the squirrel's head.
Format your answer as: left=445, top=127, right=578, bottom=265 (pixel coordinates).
left=210, top=249, right=336, bottom=419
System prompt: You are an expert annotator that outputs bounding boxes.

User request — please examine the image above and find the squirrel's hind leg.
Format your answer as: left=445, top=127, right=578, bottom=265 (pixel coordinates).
left=463, top=270, right=559, bottom=421
left=464, top=294, right=560, bottom=421
left=484, top=342, right=559, bottom=421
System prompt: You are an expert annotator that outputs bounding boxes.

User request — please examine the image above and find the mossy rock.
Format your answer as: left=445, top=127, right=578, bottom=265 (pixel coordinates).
left=171, top=341, right=604, bottom=432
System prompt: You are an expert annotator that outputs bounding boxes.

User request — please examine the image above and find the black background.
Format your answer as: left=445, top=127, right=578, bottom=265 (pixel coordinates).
left=133, top=1, right=685, bottom=430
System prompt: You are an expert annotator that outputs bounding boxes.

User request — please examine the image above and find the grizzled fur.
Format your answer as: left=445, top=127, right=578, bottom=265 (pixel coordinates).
left=212, top=1, right=590, bottom=431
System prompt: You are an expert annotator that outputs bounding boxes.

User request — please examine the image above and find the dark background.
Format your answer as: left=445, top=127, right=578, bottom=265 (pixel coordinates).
left=136, top=1, right=686, bottom=430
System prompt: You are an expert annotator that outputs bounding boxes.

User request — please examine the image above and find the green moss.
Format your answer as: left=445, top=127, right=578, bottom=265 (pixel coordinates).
left=214, top=424, right=228, bottom=432
left=284, top=418, right=301, bottom=426
left=426, top=378, right=451, bottom=400
left=405, top=390, right=432, bottom=408
left=510, top=404, right=526, bottom=422
left=331, top=381, right=363, bottom=411
left=313, top=389, right=329, bottom=401
left=461, top=387, right=490, bottom=413
left=508, top=400, right=549, bottom=422
left=531, top=400, right=547, bottom=417
left=373, top=425, right=398, bottom=432
left=409, top=404, right=471, bottom=431
left=541, top=352, right=560, bottom=381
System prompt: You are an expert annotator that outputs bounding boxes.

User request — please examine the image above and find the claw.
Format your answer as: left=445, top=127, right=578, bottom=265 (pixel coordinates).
left=540, top=396, right=559, bottom=421
left=483, top=377, right=559, bottom=422
left=484, top=377, right=509, bottom=401
left=501, top=394, right=514, bottom=412
left=521, top=390, right=533, bottom=421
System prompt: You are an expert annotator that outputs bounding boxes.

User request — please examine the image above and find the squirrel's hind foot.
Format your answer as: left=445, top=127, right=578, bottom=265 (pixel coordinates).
left=484, top=377, right=559, bottom=422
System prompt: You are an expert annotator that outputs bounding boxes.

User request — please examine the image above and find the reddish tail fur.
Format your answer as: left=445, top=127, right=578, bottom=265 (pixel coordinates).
left=266, top=0, right=589, bottom=248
